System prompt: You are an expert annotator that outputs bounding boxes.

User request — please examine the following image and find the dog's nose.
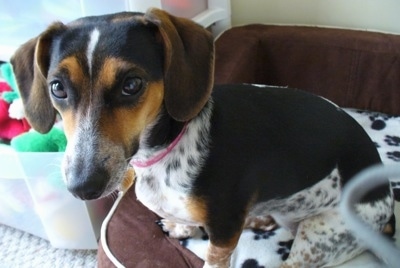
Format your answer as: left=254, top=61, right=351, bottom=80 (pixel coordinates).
left=72, top=186, right=103, bottom=200
left=66, top=167, right=109, bottom=200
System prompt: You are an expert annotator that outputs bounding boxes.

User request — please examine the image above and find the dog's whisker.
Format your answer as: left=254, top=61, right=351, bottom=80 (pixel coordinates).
left=107, top=192, right=118, bottom=202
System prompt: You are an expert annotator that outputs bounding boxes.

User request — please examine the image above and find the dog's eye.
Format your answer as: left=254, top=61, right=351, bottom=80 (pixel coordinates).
left=122, top=77, right=143, bottom=96
left=50, top=81, right=67, bottom=99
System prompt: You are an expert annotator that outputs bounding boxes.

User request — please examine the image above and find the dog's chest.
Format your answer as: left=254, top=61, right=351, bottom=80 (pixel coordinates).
left=135, top=164, right=197, bottom=224
left=133, top=109, right=212, bottom=225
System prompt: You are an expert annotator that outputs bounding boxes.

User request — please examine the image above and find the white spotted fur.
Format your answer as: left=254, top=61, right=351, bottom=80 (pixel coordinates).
left=133, top=101, right=213, bottom=225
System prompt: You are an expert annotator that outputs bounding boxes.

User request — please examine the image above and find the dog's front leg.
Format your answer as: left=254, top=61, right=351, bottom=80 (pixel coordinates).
left=203, top=231, right=241, bottom=268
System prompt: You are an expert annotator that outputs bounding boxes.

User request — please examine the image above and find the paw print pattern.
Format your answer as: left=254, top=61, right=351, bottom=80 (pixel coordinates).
left=391, top=181, right=400, bottom=202
left=199, top=227, right=209, bottom=240
left=385, top=135, right=400, bottom=146
left=179, top=227, right=208, bottom=247
left=371, top=119, right=386, bottom=130
left=180, top=238, right=189, bottom=247
left=241, top=259, right=265, bottom=268
left=387, top=151, right=400, bottom=162
left=369, top=114, right=390, bottom=131
left=391, top=181, right=400, bottom=190
left=277, top=240, right=294, bottom=261
left=252, top=229, right=276, bottom=240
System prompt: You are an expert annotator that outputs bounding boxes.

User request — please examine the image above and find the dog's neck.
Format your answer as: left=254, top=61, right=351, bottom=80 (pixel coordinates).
left=144, top=107, right=186, bottom=149
left=131, top=121, right=189, bottom=168
left=131, top=100, right=213, bottom=169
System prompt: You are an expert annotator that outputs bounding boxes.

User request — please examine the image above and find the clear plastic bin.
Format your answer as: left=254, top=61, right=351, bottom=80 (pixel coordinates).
left=0, top=0, right=209, bottom=60
left=0, top=150, right=114, bottom=249
left=0, top=0, right=129, bottom=60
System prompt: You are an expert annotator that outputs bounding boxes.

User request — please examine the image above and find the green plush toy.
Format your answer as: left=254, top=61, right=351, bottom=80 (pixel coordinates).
left=1, top=62, right=67, bottom=152
left=11, top=127, right=67, bottom=152
left=1, top=63, right=19, bottom=104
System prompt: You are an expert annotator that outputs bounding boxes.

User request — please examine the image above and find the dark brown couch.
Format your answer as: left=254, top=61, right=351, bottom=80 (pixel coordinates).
left=97, top=25, right=400, bottom=267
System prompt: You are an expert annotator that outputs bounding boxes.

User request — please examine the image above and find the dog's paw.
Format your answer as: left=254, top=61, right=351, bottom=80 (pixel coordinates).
left=203, top=260, right=231, bottom=268
left=156, top=219, right=197, bottom=239
left=203, top=263, right=219, bottom=268
left=203, top=262, right=228, bottom=268
left=244, top=215, right=278, bottom=231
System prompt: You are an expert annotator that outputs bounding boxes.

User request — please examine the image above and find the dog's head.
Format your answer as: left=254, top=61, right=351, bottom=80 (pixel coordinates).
left=11, top=9, right=214, bottom=200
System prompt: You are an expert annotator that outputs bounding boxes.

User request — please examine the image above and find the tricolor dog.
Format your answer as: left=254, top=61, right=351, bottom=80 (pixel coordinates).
left=11, top=8, right=394, bottom=268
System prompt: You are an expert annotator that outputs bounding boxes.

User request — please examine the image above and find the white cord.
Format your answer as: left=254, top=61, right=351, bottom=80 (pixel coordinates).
left=100, top=190, right=127, bottom=268
left=101, top=168, right=135, bottom=267
left=340, top=164, right=400, bottom=267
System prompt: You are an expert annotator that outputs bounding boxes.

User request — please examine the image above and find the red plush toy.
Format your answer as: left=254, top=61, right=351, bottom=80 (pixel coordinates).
left=0, top=80, right=30, bottom=141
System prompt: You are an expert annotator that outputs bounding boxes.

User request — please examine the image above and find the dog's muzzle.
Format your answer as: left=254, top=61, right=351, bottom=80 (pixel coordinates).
left=63, top=154, right=111, bottom=200
left=67, top=167, right=109, bottom=200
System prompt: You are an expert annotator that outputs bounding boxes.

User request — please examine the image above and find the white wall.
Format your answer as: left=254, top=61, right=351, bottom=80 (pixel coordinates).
left=231, top=0, right=400, bottom=34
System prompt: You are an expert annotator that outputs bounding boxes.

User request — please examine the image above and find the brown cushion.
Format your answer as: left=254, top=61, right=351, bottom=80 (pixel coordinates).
left=97, top=187, right=203, bottom=267
left=215, top=25, right=400, bottom=115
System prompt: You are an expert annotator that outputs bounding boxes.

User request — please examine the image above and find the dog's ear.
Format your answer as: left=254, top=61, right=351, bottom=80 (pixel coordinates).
left=11, top=22, right=66, bottom=133
left=144, top=8, right=215, bottom=121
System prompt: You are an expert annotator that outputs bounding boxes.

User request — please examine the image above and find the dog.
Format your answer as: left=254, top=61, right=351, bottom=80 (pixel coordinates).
left=11, top=8, right=395, bottom=268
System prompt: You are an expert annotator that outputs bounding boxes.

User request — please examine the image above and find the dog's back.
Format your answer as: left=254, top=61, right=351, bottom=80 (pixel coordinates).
left=196, top=84, right=387, bottom=201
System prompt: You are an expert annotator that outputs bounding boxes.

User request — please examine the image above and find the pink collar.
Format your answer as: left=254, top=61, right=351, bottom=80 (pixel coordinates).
left=130, top=122, right=189, bottom=168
